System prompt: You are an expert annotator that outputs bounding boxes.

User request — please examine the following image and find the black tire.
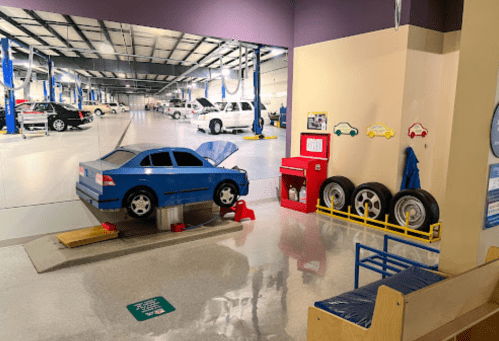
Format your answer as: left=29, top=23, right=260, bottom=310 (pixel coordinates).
left=173, top=111, right=181, bottom=120
left=51, top=118, right=67, bottom=132
left=214, top=182, right=239, bottom=208
left=125, top=189, right=156, bottom=219
left=112, top=109, right=117, bottom=114
left=389, top=189, right=439, bottom=231
left=351, top=182, right=392, bottom=221
left=95, top=109, right=103, bottom=116
left=390, top=189, right=437, bottom=231
left=210, top=119, right=222, bottom=135
left=416, top=188, right=440, bottom=223
left=319, top=176, right=355, bottom=211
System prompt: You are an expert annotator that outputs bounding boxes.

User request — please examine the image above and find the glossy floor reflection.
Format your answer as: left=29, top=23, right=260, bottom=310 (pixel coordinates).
left=0, top=200, right=439, bottom=340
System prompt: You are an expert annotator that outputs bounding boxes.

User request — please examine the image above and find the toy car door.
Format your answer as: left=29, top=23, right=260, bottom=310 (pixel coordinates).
left=170, top=150, right=214, bottom=203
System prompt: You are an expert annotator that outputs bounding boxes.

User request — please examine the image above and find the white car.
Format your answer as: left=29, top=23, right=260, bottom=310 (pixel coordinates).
left=193, top=100, right=267, bottom=134
left=104, top=102, right=120, bottom=114
left=119, top=103, right=130, bottom=112
left=165, top=101, right=202, bottom=119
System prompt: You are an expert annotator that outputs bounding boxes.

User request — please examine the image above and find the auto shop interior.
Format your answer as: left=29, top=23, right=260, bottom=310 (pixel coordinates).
left=2, top=0, right=499, bottom=340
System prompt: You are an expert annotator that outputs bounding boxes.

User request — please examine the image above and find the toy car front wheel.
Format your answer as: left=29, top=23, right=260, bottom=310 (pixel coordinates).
left=95, top=109, right=103, bottom=116
left=173, top=111, right=181, bottom=120
left=126, top=189, right=155, bottom=218
left=210, top=119, right=222, bottom=135
left=214, top=182, right=239, bottom=207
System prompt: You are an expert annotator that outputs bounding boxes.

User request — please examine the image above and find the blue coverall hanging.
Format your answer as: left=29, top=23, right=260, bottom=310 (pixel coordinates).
left=401, top=147, right=421, bottom=190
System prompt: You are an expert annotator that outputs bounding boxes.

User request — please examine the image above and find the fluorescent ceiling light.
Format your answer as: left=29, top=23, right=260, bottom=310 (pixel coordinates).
left=222, top=69, right=230, bottom=76
left=126, top=84, right=130, bottom=88
left=95, top=42, right=115, bottom=55
left=271, top=48, right=285, bottom=57
left=62, top=75, right=72, bottom=83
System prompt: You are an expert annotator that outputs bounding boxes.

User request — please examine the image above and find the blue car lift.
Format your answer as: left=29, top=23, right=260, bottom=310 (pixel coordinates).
left=2, top=38, right=54, bottom=134
left=244, top=46, right=277, bottom=140
left=355, top=235, right=440, bottom=289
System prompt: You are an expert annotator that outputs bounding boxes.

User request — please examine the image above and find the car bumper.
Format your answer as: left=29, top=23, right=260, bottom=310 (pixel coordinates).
left=76, top=183, right=121, bottom=210
left=193, top=119, right=209, bottom=130
left=68, top=116, right=94, bottom=126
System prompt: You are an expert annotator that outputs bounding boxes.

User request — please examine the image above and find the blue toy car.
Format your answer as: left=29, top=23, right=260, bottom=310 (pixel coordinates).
left=76, top=141, right=249, bottom=218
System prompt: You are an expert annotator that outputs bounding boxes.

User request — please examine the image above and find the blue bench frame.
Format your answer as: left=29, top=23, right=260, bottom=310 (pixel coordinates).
left=355, top=235, right=439, bottom=289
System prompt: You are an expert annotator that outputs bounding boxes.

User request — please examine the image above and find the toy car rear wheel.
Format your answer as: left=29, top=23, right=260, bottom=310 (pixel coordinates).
left=351, top=182, right=392, bottom=221
left=214, top=182, right=239, bottom=207
left=335, top=130, right=342, bottom=136
left=173, top=112, right=181, bottom=120
left=51, top=118, right=67, bottom=131
left=210, top=119, right=222, bottom=135
left=320, top=176, right=355, bottom=211
left=390, top=189, right=439, bottom=231
left=126, top=189, right=155, bottom=219
left=95, top=109, right=103, bottom=116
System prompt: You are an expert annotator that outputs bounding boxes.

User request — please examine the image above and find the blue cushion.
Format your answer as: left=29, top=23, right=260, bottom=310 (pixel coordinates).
left=314, top=267, right=446, bottom=328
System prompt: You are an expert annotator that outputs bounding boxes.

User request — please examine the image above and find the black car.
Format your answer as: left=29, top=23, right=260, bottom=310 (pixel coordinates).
left=0, top=102, right=93, bottom=132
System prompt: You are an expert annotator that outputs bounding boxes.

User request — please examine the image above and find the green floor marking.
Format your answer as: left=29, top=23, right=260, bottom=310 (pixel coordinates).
left=127, top=296, right=175, bottom=321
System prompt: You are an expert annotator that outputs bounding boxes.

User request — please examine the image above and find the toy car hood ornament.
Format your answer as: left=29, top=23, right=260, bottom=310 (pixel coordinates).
left=196, top=141, right=239, bottom=166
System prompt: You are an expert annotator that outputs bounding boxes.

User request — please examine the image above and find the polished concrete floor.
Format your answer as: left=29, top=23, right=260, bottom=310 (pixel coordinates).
left=0, top=110, right=285, bottom=209
left=0, top=200, right=439, bottom=340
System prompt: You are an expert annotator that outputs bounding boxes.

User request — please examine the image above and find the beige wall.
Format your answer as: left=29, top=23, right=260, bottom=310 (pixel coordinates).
left=292, top=26, right=409, bottom=194
left=292, top=25, right=459, bottom=199
left=439, top=0, right=499, bottom=274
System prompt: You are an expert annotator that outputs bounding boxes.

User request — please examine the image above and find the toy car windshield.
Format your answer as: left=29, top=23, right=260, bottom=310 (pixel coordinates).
left=195, top=141, right=238, bottom=166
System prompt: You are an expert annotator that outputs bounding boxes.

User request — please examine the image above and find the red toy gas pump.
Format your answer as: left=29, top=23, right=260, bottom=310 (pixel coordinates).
left=279, top=133, right=330, bottom=213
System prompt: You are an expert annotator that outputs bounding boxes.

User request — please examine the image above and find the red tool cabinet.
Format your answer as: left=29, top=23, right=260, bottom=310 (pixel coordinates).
left=280, top=133, right=330, bottom=213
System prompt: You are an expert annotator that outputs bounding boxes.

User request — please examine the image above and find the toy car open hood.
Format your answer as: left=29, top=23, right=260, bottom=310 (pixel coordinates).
left=195, top=141, right=238, bottom=166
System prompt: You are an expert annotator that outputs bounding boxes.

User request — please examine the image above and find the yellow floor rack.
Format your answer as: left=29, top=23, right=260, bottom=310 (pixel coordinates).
left=316, top=200, right=441, bottom=243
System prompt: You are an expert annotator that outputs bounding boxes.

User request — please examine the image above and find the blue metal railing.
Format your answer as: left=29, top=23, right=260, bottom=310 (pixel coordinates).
left=355, top=235, right=439, bottom=289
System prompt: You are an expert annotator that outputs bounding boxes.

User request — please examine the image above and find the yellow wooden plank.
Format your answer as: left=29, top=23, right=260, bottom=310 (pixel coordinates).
left=57, top=226, right=119, bottom=248
left=486, top=246, right=499, bottom=262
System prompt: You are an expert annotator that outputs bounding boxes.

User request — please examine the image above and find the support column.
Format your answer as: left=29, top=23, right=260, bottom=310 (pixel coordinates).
left=205, top=82, right=208, bottom=98
left=48, top=59, right=55, bottom=102
left=1, top=38, right=16, bottom=134
left=253, top=46, right=262, bottom=135
left=439, top=0, right=499, bottom=274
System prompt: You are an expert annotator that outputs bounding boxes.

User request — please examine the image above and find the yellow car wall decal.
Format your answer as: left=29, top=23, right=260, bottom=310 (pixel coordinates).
left=366, top=123, right=395, bottom=139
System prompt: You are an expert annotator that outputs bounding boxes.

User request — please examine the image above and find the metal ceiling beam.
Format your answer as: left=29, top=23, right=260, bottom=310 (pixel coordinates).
left=25, top=44, right=198, bottom=65
left=0, top=10, right=62, bottom=56
left=63, top=15, right=103, bottom=59
left=24, top=10, right=85, bottom=59
left=165, top=32, right=184, bottom=62
left=181, top=37, right=206, bottom=63
left=11, top=54, right=237, bottom=79
left=156, top=41, right=235, bottom=94
left=149, top=36, right=158, bottom=63
left=98, top=20, right=118, bottom=60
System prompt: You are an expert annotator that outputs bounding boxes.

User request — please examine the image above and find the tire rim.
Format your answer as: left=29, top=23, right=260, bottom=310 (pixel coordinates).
left=131, top=194, right=151, bottom=215
left=354, top=189, right=382, bottom=219
left=220, top=187, right=235, bottom=205
left=394, top=195, right=426, bottom=229
left=214, top=122, right=221, bottom=133
left=96, top=110, right=102, bottom=116
left=323, top=182, right=346, bottom=209
left=53, top=119, right=65, bottom=131
left=174, top=113, right=180, bottom=119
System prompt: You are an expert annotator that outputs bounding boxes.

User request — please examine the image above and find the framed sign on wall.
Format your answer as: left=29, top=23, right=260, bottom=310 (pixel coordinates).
left=307, top=112, right=328, bottom=131
left=485, top=163, right=499, bottom=229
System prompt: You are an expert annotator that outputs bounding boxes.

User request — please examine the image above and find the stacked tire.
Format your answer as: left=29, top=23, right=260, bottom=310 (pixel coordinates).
left=319, top=176, right=439, bottom=232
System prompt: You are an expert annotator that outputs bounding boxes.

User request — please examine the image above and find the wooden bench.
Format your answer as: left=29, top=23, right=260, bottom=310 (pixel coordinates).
left=307, top=246, right=499, bottom=341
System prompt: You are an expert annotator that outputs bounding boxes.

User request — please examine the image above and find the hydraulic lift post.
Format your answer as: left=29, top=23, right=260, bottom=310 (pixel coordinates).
left=253, top=46, right=262, bottom=135
left=48, top=59, right=55, bottom=102
left=1, top=38, right=16, bottom=134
